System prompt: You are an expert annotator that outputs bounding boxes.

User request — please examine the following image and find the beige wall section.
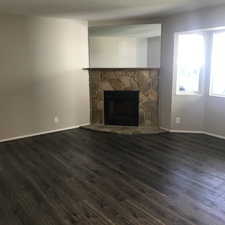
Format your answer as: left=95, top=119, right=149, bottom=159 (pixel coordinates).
left=89, top=37, right=148, bottom=68
left=0, top=15, right=90, bottom=140
left=160, top=5, right=225, bottom=137
left=147, top=36, right=161, bottom=68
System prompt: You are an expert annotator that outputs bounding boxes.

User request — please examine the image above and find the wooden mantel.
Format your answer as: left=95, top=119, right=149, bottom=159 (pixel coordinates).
left=83, top=67, right=160, bottom=71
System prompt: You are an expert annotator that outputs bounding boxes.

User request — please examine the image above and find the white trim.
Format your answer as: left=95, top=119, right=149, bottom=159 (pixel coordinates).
left=160, top=127, right=170, bottom=132
left=176, top=92, right=202, bottom=96
left=160, top=127, right=225, bottom=140
left=0, top=123, right=90, bottom=143
left=170, top=129, right=204, bottom=134
left=177, top=26, right=225, bottom=34
left=209, top=94, right=225, bottom=98
left=204, top=132, right=225, bottom=140
left=160, top=127, right=203, bottom=134
left=2, top=124, right=225, bottom=143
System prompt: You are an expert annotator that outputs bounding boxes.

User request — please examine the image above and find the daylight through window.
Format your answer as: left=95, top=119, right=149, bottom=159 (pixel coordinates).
left=176, top=33, right=205, bottom=95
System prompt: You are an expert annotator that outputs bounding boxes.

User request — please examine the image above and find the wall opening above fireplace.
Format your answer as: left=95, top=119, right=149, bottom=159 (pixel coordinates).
left=104, top=91, right=139, bottom=126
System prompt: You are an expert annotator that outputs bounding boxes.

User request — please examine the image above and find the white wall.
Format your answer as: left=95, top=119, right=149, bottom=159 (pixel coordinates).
left=160, top=5, right=225, bottom=137
left=89, top=37, right=148, bottom=67
left=147, top=36, right=161, bottom=68
left=0, top=15, right=90, bottom=140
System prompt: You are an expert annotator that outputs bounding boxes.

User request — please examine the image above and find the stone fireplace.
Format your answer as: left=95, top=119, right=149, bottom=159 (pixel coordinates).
left=82, top=68, right=162, bottom=134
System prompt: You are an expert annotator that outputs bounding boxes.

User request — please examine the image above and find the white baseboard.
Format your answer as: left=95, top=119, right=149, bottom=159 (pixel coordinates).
left=1, top=124, right=225, bottom=143
left=170, top=129, right=204, bottom=134
left=160, top=127, right=170, bottom=132
left=160, top=127, right=225, bottom=140
left=0, top=123, right=90, bottom=143
left=204, top=132, right=225, bottom=140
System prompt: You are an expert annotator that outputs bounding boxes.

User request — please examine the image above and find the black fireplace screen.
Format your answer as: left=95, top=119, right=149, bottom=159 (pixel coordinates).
left=104, top=91, right=139, bottom=126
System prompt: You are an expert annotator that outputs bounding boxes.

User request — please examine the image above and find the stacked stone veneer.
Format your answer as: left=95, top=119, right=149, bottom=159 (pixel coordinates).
left=89, top=68, right=159, bottom=127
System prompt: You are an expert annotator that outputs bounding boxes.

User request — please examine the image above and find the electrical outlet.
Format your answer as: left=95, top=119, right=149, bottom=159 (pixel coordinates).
left=176, top=117, right=181, bottom=124
left=54, top=116, right=59, bottom=124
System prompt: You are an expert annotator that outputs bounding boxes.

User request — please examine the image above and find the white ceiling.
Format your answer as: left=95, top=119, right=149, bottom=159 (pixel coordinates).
left=0, top=0, right=225, bottom=21
left=89, top=24, right=161, bottom=38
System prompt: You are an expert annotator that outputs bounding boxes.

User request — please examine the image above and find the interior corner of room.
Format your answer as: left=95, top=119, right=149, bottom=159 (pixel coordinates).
left=0, top=16, right=90, bottom=141
left=2, top=2, right=225, bottom=225
left=160, top=8, right=225, bottom=138
left=0, top=20, right=163, bottom=140
left=2, top=4, right=225, bottom=140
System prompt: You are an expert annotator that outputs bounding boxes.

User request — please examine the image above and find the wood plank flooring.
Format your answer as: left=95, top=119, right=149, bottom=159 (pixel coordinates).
left=0, top=129, right=225, bottom=225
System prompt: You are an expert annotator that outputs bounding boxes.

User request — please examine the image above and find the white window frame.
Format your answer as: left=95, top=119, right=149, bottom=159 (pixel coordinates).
left=209, top=30, right=225, bottom=98
left=174, top=31, right=205, bottom=96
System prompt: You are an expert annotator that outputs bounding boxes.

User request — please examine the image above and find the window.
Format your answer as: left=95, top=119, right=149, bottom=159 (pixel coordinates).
left=210, top=31, right=225, bottom=97
left=175, top=33, right=205, bottom=95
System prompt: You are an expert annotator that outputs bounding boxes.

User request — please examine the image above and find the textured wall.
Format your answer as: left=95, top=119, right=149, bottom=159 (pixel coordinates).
left=89, top=69, right=159, bottom=127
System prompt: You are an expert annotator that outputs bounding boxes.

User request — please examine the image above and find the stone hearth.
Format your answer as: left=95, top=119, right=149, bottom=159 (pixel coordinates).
left=81, top=125, right=165, bottom=135
left=82, top=68, right=162, bottom=134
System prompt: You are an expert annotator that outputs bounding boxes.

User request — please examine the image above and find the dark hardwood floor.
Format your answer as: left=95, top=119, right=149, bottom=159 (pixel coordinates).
left=0, top=129, right=225, bottom=225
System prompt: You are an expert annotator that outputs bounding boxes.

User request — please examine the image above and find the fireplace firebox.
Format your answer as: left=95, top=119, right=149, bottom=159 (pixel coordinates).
left=104, top=91, right=139, bottom=126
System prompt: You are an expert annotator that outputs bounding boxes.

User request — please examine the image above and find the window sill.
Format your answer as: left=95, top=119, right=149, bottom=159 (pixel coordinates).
left=176, top=92, right=202, bottom=96
left=209, top=94, right=225, bottom=98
